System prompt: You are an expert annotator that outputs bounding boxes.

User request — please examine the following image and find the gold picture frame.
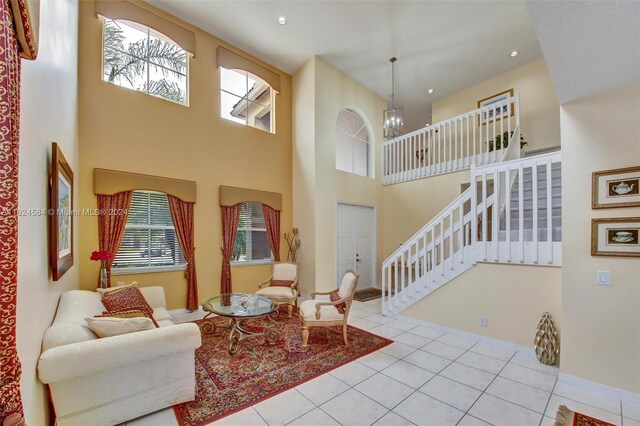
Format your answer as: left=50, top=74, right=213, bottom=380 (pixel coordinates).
left=591, top=217, right=640, bottom=257
left=477, top=88, right=514, bottom=125
left=592, top=165, right=640, bottom=209
left=50, top=142, right=74, bottom=281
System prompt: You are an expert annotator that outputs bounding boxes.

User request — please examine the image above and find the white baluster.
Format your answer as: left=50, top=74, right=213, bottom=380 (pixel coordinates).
left=506, top=166, right=512, bottom=262
left=482, top=172, right=488, bottom=261
left=493, top=170, right=499, bottom=262
left=518, top=164, right=525, bottom=263
left=546, top=158, right=553, bottom=264
left=532, top=163, right=539, bottom=264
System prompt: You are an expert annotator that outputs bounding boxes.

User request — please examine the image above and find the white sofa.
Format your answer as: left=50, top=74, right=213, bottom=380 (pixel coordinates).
left=38, top=286, right=202, bottom=426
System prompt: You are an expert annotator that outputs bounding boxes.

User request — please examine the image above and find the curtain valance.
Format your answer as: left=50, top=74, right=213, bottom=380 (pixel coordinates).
left=217, top=46, right=281, bottom=94
left=96, top=0, right=196, bottom=55
left=218, top=186, right=281, bottom=210
left=94, top=168, right=197, bottom=203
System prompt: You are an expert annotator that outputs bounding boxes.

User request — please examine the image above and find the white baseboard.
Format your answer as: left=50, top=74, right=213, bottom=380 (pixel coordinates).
left=396, top=314, right=536, bottom=357
left=558, top=373, right=640, bottom=405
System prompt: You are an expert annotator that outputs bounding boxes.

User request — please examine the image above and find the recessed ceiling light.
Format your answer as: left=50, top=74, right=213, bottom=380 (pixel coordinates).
left=427, top=88, right=434, bottom=94
left=509, top=50, right=519, bottom=58
left=277, top=16, right=287, bottom=25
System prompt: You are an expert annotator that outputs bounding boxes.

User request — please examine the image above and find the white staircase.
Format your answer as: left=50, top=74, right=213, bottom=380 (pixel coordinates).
left=381, top=130, right=562, bottom=316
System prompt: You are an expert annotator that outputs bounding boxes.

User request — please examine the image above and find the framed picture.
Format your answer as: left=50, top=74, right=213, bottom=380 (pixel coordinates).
left=50, top=142, right=74, bottom=281
left=477, top=88, right=514, bottom=125
left=592, top=165, right=640, bottom=209
left=591, top=217, right=640, bottom=257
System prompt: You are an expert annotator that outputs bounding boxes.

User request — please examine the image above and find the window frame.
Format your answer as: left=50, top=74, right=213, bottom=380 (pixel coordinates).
left=219, top=66, right=275, bottom=134
left=230, top=201, right=274, bottom=266
left=112, top=190, right=187, bottom=275
left=102, top=18, right=190, bottom=106
left=335, top=108, right=373, bottom=178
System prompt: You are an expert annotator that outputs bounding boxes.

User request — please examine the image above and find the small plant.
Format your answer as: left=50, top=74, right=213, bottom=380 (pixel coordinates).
left=487, top=130, right=528, bottom=152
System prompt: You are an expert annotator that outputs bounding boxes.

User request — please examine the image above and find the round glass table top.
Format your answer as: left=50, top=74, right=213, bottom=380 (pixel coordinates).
left=201, top=293, right=276, bottom=318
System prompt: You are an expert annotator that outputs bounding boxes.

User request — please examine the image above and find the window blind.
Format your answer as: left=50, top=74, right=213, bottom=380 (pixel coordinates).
left=113, top=190, right=186, bottom=270
left=232, top=202, right=272, bottom=262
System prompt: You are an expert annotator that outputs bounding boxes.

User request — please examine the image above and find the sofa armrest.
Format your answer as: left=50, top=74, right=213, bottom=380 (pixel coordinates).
left=38, top=323, right=201, bottom=384
left=139, top=286, right=166, bottom=309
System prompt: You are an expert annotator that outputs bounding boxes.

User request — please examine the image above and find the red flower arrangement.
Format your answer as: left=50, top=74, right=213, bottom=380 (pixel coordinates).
left=90, top=251, right=114, bottom=261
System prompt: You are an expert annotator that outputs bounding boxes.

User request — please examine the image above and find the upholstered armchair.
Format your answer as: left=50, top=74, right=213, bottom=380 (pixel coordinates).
left=299, top=270, right=359, bottom=347
left=255, top=262, right=299, bottom=317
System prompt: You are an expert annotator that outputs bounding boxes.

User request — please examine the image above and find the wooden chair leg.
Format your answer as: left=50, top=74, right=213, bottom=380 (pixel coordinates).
left=287, top=304, right=293, bottom=318
left=342, top=323, right=348, bottom=345
left=302, top=326, right=309, bottom=347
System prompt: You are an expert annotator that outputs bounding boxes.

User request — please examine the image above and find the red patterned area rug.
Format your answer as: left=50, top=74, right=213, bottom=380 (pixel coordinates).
left=554, top=405, right=616, bottom=426
left=173, top=313, right=392, bottom=426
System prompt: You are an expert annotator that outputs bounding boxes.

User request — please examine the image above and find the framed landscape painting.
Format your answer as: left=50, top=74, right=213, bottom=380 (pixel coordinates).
left=50, top=142, right=74, bottom=281
left=592, top=166, right=640, bottom=209
left=591, top=217, right=640, bottom=257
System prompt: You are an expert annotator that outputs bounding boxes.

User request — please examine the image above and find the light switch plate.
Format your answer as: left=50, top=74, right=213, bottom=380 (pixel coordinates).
left=596, top=270, right=611, bottom=285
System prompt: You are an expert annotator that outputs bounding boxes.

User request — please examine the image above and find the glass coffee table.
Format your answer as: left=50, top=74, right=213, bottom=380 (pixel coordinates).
left=201, top=293, right=279, bottom=355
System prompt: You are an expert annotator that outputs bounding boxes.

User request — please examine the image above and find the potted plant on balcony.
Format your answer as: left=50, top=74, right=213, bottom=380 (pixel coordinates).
left=487, top=130, right=528, bottom=152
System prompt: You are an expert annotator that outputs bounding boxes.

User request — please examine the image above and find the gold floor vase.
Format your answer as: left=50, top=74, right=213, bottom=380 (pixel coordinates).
left=534, top=312, right=559, bottom=366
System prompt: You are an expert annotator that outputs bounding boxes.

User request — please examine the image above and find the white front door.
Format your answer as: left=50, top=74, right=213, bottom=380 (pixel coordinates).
left=337, top=203, right=375, bottom=290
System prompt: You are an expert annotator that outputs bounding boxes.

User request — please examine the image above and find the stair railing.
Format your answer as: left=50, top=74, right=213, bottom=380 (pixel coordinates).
left=382, top=188, right=475, bottom=315
left=471, top=150, right=562, bottom=266
left=382, top=149, right=562, bottom=316
left=382, top=95, right=520, bottom=185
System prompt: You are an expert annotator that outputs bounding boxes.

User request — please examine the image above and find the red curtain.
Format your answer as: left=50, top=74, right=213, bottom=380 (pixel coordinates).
left=0, top=0, right=37, bottom=422
left=220, top=204, right=241, bottom=293
left=262, top=204, right=281, bottom=262
left=167, top=195, right=198, bottom=311
left=97, top=191, right=133, bottom=287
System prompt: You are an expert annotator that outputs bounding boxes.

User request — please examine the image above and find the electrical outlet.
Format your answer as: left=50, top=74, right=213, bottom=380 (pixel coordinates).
left=479, top=316, right=487, bottom=327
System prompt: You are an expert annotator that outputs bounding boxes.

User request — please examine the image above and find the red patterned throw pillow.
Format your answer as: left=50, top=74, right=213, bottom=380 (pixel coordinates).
left=271, top=279, right=294, bottom=287
left=101, top=286, right=159, bottom=327
left=330, top=291, right=346, bottom=314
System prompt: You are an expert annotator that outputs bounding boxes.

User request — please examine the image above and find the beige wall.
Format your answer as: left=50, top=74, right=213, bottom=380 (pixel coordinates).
left=382, top=170, right=469, bottom=257
left=402, top=264, right=561, bottom=347
left=17, top=0, right=79, bottom=424
left=293, top=57, right=387, bottom=292
left=77, top=1, right=292, bottom=309
left=432, top=58, right=560, bottom=152
left=560, top=83, right=640, bottom=393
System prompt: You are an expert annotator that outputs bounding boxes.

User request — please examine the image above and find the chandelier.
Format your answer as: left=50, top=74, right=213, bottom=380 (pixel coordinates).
left=383, top=57, right=404, bottom=139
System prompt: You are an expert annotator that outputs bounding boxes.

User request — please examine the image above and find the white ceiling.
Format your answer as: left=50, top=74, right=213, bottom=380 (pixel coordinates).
left=148, top=0, right=543, bottom=131
left=526, top=0, right=640, bottom=104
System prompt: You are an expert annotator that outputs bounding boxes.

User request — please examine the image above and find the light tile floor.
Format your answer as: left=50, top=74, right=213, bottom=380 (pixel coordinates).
left=127, top=300, right=637, bottom=426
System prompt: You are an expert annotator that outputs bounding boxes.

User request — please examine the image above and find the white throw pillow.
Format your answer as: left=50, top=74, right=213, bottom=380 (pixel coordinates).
left=85, top=316, right=155, bottom=338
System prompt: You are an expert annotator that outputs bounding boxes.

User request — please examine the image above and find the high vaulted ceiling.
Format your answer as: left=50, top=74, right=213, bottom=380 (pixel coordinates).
left=148, top=0, right=543, bottom=131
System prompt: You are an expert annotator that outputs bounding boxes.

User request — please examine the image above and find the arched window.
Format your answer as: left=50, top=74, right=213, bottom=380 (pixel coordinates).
left=220, top=67, right=274, bottom=133
left=336, top=108, right=372, bottom=177
left=102, top=18, right=188, bottom=105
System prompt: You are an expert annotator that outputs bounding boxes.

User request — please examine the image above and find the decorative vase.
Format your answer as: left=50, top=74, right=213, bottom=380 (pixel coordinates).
left=99, top=261, right=108, bottom=289
left=534, top=312, right=560, bottom=366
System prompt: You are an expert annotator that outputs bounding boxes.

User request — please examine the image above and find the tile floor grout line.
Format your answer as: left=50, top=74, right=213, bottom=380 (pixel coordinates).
left=539, top=375, right=559, bottom=426
left=252, top=405, right=273, bottom=426
left=458, top=350, right=519, bottom=425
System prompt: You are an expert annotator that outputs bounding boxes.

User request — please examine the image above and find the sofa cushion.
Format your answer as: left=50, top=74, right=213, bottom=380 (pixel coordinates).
left=85, top=317, right=155, bottom=338
left=42, top=290, right=106, bottom=351
left=300, top=299, right=344, bottom=322
left=152, top=307, right=173, bottom=322
left=256, top=286, right=295, bottom=299
left=102, top=286, right=156, bottom=324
